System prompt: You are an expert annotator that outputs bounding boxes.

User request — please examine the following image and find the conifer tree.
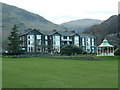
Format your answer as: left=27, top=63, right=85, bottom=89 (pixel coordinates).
left=7, top=25, right=23, bottom=55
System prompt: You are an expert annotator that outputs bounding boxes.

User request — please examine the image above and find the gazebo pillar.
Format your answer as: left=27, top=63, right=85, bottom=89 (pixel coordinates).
left=107, top=47, right=109, bottom=55
left=110, top=47, right=111, bottom=53
left=113, top=47, right=114, bottom=53
left=101, top=48, right=103, bottom=56
left=97, top=48, right=98, bottom=56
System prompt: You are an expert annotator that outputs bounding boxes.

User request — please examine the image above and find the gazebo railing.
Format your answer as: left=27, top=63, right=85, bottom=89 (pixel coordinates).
left=97, top=52, right=114, bottom=56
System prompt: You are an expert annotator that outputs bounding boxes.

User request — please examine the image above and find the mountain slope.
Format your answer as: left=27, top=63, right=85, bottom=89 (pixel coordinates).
left=2, top=3, right=66, bottom=49
left=60, top=19, right=103, bottom=33
left=83, top=15, right=118, bottom=45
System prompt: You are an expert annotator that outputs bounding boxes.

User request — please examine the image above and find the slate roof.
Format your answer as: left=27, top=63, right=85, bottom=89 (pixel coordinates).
left=58, top=31, right=75, bottom=36
left=19, top=29, right=95, bottom=37
left=80, top=34, right=95, bottom=38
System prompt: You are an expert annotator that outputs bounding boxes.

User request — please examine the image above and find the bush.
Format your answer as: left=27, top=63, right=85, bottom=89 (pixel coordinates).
left=82, top=50, right=87, bottom=54
left=114, top=48, right=120, bottom=56
left=61, top=45, right=83, bottom=55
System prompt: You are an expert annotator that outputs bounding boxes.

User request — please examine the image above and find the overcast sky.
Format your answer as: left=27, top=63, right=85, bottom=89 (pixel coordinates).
left=0, top=0, right=119, bottom=24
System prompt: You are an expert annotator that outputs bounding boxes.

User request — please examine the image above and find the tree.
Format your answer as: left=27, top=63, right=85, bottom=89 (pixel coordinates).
left=7, top=25, right=23, bottom=55
left=60, top=45, right=83, bottom=55
left=114, top=47, right=120, bottom=56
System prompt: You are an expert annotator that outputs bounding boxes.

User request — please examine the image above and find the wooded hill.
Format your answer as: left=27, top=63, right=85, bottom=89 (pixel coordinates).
left=83, top=15, right=119, bottom=46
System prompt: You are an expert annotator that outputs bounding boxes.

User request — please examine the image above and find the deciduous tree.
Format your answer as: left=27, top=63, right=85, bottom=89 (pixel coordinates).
left=61, top=45, right=83, bottom=55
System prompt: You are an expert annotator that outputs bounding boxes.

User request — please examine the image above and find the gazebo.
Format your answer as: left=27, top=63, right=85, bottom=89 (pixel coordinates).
left=97, top=39, right=114, bottom=56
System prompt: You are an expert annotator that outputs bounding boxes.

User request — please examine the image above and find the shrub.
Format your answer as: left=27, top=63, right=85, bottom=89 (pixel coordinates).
left=82, top=50, right=87, bottom=54
left=60, top=45, right=83, bottom=55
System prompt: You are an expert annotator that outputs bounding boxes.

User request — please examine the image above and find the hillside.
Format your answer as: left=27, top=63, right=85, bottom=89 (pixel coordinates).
left=2, top=3, right=67, bottom=49
left=2, top=3, right=119, bottom=49
left=83, top=15, right=119, bottom=45
left=60, top=19, right=103, bottom=33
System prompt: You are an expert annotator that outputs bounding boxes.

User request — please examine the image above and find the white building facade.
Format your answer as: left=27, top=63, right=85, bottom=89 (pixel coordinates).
left=81, top=34, right=96, bottom=53
left=20, top=29, right=96, bottom=53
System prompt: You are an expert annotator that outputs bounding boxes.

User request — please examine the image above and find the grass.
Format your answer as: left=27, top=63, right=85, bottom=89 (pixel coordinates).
left=2, top=56, right=118, bottom=88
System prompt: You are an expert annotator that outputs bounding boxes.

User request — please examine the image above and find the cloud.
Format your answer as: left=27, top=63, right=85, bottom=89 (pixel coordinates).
left=0, top=0, right=119, bottom=24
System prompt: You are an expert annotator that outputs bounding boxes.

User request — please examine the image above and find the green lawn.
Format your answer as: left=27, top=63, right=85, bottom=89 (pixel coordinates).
left=2, top=56, right=118, bottom=88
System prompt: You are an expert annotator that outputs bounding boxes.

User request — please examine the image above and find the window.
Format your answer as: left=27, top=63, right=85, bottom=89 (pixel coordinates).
left=29, top=47, right=30, bottom=51
left=82, top=38, right=85, bottom=46
left=74, top=36, right=79, bottom=41
left=86, top=38, right=91, bottom=50
left=55, top=36, right=60, bottom=46
left=67, top=36, right=69, bottom=39
left=28, top=40, right=34, bottom=45
left=37, top=40, right=41, bottom=45
left=86, top=38, right=90, bottom=46
left=63, top=36, right=67, bottom=39
left=45, top=36, right=48, bottom=40
left=31, top=41, right=34, bottom=45
left=74, top=36, right=79, bottom=47
left=92, top=47, right=94, bottom=52
left=37, top=35, right=41, bottom=39
left=31, top=35, right=34, bottom=39
left=27, top=35, right=30, bottom=39
left=22, top=36, right=24, bottom=41
left=69, top=36, right=72, bottom=39
left=92, top=38, right=94, bottom=46
left=45, top=41, right=48, bottom=45
left=50, top=36, right=51, bottom=39
left=53, top=35, right=60, bottom=52
left=28, top=41, right=30, bottom=45
left=31, top=47, right=33, bottom=52
left=28, top=35, right=34, bottom=39
left=37, top=47, right=42, bottom=52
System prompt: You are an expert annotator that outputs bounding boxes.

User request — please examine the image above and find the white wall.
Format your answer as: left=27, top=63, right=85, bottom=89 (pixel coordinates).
left=53, top=35, right=60, bottom=52
left=27, top=35, right=35, bottom=52
left=74, top=36, right=79, bottom=47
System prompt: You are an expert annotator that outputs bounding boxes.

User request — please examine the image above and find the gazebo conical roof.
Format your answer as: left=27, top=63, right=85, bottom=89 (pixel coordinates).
left=98, top=39, right=113, bottom=47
